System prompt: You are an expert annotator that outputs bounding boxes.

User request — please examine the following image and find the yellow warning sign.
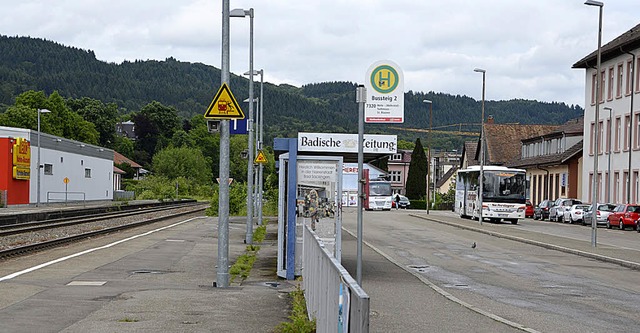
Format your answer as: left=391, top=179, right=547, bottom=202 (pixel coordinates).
left=204, top=83, right=245, bottom=119
left=254, top=150, right=268, bottom=164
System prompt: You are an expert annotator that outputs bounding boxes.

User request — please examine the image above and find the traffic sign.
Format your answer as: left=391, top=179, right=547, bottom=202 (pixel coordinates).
left=204, top=83, right=245, bottom=119
left=63, top=177, right=70, bottom=184
left=230, top=119, right=248, bottom=134
left=364, top=60, right=404, bottom=123
left=216, top=177, right=234, bottom=185
left=254, top=150, right=268, bottom=164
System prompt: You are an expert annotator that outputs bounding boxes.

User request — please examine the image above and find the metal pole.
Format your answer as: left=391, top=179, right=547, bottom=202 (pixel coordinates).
left=480, top=72, right=485, bottom=226
left=258, top=69, right=264, bottom=226
left=605, top=106, right=612, bottom=202
left=245, top=8, right=255, bottom=245
left=623, top=51, right=635, bottom=204
left=217, top=0, right=231, bottom=288
left=37, top=109, right=41, bottom=207
left=423, top=100, right=432, bottom=214
left=356, top=85, right=366, bottom=285
left=474, top=68, right=486, bottom=225
left=586, top=0, right=603, bottom=247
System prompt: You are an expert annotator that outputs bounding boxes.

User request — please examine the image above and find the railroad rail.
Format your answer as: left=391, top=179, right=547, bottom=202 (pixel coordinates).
left=0, top=202, right=208, bottom=260
left=0, top=201, right=201, bottom=236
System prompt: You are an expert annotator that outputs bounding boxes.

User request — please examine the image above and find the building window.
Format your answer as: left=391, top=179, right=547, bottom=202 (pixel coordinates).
left=615, top=117, right=621, bottom=152
left=391, top=154, right=401, bottom=161
left=591, top=73, right=597, bottom=104
left=600, top=70, right=606, bottom=103
left=617, top=63, right=624, bottom=98
left=634, top=171, right=639, bottom=204
left=60, top=157, right=63, bottom=163
left=627, top=60, right=633, bottom=95
left=85, top=168, right=92, bottom=178
left=608, top=66, right=614, bottom=100
left=590, top=122, right=595, bottom=155
left=635, top=112, right=640, bottom=150
left=390, top=170, right=401, bottom=183
left=605, top=118, right=611, bottom=153
left=623, top=171, right=629, bottom=203
left=44, top=164, right=53, bottom=175
left=588, top=173, right=593, bottom=202
left=624, top=114, right=631, bottom=151
left=614, top=171, right=620, bottom=204
left=598, top=120, right=604, bottom=154
left=81, top=160, right=84, bottom=166
left=636, top=58, right=640, bottom=93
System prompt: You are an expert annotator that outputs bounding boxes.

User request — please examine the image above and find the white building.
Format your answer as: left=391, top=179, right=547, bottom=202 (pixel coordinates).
left=572, top=23, right=640, bottom=205
left=0, top=126, right=115, bottom=204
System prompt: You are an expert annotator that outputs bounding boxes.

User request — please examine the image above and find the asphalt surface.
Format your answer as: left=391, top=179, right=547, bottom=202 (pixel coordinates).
left=3, top=203, right=640, bottom=332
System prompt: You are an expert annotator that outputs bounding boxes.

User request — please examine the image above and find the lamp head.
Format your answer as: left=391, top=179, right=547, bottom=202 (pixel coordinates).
left=230, top=8, right=252, bottom=18
left=423, top=100, right=432, bottom=104
left=584, top=0, right=604, bottom=7
left=473, top=68, right=486, bottom=73
left=603, top=107, right=612, bottom=111
left=38, top=108, right=52, bottom=113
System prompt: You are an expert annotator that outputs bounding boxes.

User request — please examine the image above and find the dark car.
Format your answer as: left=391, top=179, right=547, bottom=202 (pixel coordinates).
left=525, top=200, right=534, bottom=218
left=533, top=200, right=553, bottom=220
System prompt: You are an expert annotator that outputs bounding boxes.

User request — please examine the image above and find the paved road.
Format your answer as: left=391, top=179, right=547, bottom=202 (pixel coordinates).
left=340, top=208, right=640, bottom=333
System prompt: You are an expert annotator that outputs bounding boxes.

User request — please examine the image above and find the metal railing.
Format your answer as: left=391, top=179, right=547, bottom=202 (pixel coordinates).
left=113, top=190, right=135, bottom=201
left=46, top=191, right=86, bottom=206
left=302, top=224, right=369, bottom=333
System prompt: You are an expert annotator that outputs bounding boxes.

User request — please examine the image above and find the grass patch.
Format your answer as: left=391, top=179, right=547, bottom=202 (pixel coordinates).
left=229, top=253, right=257, bottom=282
left=275, top=283, right=316, bottom=333
left=253, top=224, right=266, bottom=243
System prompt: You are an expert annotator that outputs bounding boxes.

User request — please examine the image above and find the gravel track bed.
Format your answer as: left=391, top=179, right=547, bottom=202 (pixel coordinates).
left=0, top=205, right=206, bottom=251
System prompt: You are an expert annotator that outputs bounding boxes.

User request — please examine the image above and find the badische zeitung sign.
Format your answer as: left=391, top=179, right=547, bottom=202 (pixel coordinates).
left=297, top=132, right=397, bottom=154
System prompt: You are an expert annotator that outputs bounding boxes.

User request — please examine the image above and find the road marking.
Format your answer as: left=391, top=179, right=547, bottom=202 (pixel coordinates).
left=67, top=281, right=107, bottom=286
left=342, top=226, right=541, bottom=333
left=0, top=216, right=207, bottom=282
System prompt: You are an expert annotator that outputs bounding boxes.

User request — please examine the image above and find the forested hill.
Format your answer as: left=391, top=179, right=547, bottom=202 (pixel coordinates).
left=0, top=35, right=583, bottom=149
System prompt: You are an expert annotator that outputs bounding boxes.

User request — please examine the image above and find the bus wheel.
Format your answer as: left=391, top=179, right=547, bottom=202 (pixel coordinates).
left=508, top=219, right=518, bottom=224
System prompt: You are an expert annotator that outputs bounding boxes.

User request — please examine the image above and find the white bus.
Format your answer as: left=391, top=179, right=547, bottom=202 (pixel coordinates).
left=455, top=165, right=527, bottom=224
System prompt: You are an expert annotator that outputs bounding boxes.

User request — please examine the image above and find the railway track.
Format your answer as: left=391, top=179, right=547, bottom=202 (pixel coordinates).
left=0, top=202, right=209, bottom=260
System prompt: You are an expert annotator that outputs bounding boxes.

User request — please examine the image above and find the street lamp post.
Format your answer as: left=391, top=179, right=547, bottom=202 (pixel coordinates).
left=474, top=68, right=486, bottom=225
left=258, top=69, right=264, bottom=226
left=230, top=7, right=255, bottom=245
left=36, top=108, right=51, bottom=207
left=423, top=100, right=433, bottom=214
left=585, top=0, right=603, bottom=247
left=604, top=106, right=612, bottom=203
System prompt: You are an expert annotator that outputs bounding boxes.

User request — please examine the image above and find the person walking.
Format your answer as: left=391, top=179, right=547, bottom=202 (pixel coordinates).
left=395, top=194, right=401, bottom=210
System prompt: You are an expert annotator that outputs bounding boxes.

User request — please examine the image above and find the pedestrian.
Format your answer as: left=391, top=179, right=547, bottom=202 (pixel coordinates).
left=395, top=194, right=400, bottom=210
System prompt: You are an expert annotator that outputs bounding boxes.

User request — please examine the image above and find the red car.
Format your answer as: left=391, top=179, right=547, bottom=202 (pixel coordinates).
left=606, top=204, right=640, bottom=230
left=525, top=200, right=534, bottom=218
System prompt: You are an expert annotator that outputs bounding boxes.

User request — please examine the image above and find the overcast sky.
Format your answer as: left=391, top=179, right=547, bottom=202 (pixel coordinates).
left=2, top=1, right=639, bottom=107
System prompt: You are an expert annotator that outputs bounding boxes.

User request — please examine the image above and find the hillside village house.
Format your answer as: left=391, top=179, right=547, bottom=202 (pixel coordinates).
left=572, top=22, right=640, bottom=205
left=387, top=149, right=461, bottom=196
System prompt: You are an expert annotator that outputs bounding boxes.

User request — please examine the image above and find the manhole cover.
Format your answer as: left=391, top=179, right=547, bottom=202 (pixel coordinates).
left=130, top=270, right=165, bottom=274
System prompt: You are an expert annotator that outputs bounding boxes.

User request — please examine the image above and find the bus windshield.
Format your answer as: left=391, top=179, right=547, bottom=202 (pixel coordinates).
left=369, top=182, right=392, bottom=196
left=482, top=171, right=526, bottom=203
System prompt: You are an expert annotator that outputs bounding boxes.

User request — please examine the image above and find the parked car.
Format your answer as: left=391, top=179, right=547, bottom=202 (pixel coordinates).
left=562, top=204, right=591, bottom=224
left=392, top=195, right=410, bottom=209
left=525, top=200, right=534, bottom=218
left=533, top=200, right=553, bottom=220
left=582, top=203, right=617, bottom=226
left=606, top=204, right=640, bottom=230
left=549, top=198, right=582, bottom=222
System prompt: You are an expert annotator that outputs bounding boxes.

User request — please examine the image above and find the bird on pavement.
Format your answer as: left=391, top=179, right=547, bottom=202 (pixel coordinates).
left=471, top=242, right=477, bottom=249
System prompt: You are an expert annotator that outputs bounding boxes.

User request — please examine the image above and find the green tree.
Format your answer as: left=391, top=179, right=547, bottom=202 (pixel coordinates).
left=405, top=138, right=427, bottom=200
left=67, top=97, right=119, bottom=147
left=152, top=146, right=211, bottom=185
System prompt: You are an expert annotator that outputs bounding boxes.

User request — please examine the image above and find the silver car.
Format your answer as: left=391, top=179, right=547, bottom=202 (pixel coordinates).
left=582, top=203, right=617, bottom=226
